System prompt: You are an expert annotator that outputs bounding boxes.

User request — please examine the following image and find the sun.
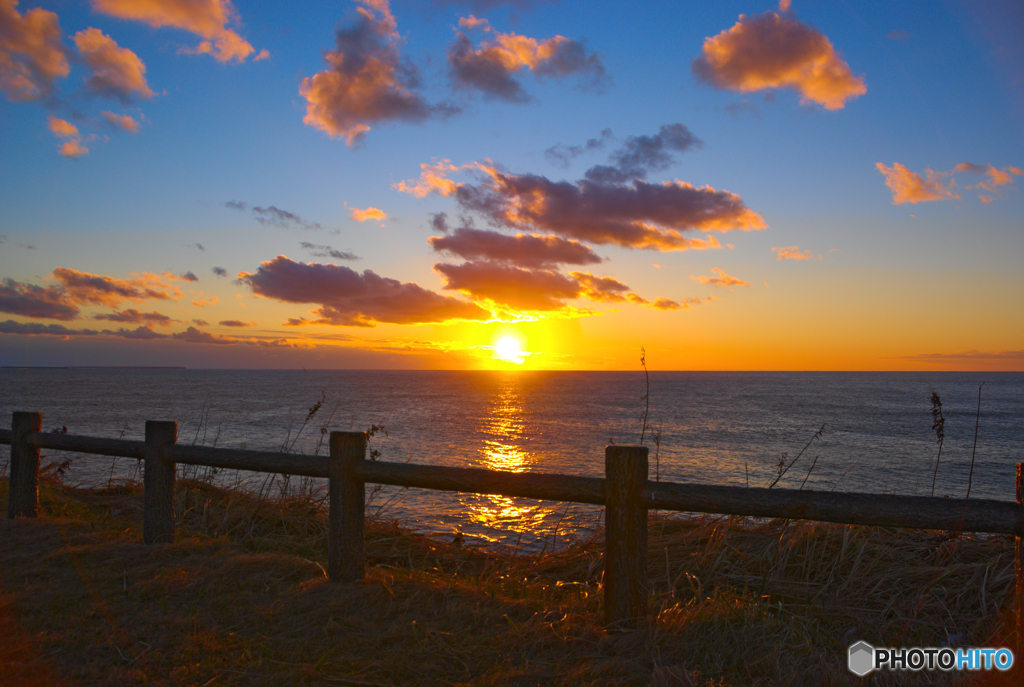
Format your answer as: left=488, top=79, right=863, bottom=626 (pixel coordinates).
left=493, top=336, right=524, bottom=364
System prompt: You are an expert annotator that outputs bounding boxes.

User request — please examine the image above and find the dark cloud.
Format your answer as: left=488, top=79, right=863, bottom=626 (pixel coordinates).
left=584, top=124, right=702, bottom=183
left=219, top=320, right=254, bottom=328
left=225, top=200, right=248, bottom=211
left=454, top=167, right=763, bottom=250
left=227, top=200, right=324, bottom=230
left=429, top=227, right=602, bottom=268
left=299, top=2, right=457, bottom=144
left=544, top=129, right=612, bottom=168
left=0, top=278, right=79, bottom=320
left=429, top=212, right=449, bottom=234
left=192, top=319, right=209, bottom=326
left=193, top=242, right=205, bottom=251
left=110, top=325, right=167, bottom=340
left=447, top=29, right=606, bottom=102
left=300, top=242, right=360, bottom=261
left=171, top=326, right=234, bottom=345
left=93, top=309, right=176, bottom=326
left=211, top=266, right=228, bottom=278
left=181, top=271, right=199, bottom=282
left=238, top=255, right=490, bottom=327
left=571, top=272, right=643, bottom=304
left=0, top=319, right=94, bottom=336
left=722, top=99, right=760, bottom=119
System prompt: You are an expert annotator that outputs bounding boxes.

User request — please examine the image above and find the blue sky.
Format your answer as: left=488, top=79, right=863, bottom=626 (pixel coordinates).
left=1, top=0, right=1021, bottom=369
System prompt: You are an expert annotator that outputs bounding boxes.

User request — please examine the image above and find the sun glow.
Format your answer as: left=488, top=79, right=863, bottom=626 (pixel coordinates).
left=493, top=336, right=525, bottom=364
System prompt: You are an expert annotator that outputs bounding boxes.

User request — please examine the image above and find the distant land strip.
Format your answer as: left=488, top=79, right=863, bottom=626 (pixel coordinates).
left=1, top=366, right=187, bottom=370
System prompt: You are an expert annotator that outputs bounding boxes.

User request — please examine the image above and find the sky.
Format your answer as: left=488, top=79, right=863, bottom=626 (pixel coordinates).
left=1, top=0, right=1022, bottom=371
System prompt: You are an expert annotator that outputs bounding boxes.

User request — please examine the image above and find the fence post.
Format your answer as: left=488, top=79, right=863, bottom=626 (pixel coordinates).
left=604, top=444, right=649, bottom=628
left=329, top=431, right=367, bottom=582
left=9, top=412, right=42, bottom=518
left=143, top=421, right=177, bottom=544
left=1017, top=463, right=1023, bottom=658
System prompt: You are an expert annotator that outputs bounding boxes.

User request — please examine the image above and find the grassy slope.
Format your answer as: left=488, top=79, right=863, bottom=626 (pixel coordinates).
left=0, top=476, right=1020, bottom=686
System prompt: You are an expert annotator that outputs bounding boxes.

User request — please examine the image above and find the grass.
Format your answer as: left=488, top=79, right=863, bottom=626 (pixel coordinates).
left=1, top=469, right=1020, bottom=686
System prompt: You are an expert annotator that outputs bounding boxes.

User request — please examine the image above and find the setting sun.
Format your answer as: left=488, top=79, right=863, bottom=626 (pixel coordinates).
left=494, top=337, right=525, bottom=365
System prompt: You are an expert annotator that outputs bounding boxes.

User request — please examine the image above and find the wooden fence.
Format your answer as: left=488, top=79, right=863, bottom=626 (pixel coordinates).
left=2, top=410, right=1023, bottom=640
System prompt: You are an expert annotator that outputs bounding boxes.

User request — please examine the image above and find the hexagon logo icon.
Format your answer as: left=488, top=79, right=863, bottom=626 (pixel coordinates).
left=848, top=641, right=874, bottom=676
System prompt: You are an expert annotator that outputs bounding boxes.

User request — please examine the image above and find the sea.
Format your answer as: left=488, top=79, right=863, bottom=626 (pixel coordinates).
left=1, top=369, right=1021, bottom=551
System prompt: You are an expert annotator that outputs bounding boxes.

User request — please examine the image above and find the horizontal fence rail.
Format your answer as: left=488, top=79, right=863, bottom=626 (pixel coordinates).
left=2, top=411, right=1023, bottom=639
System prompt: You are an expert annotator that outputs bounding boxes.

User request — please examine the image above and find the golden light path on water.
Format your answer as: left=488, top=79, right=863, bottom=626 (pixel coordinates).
left=464, top=377, right=549, bottom=536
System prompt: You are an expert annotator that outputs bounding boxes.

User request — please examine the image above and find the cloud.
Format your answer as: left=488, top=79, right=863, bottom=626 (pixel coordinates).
left=875, top=162, right=958, bottom=204
left=101, top=111, right=140, bottom=132
left=300, top=242, right=360, bottom=261
left=650, top=298, right=682, bottom=310
left=90, top=0, right=259, bottom=63
left=0, top=319, right=97, bottom=336
left=570, top=271, right=642, bottom=304
left=72, top=27, right=153, bottom=102
left=191, top=296, right=217, bottom=307
left=429, top=227, right=602, bottom=268
left=429, top=212, right=449, bottom=234
left=218, top=319, right=253, bottom=327
left=458, top=15, right=489, bottom=30
left=954, top=162, right=1023, bottom=196
left=171, top=325, right=233, bottom=344
left=584, top=123, right=702, bottom=183
left=109, top=325, right=167, bottom=340
left=452, top=165, right=762, bottom=250
left=692, top=9, right=866, bottom=110
left=238, top=255, right=490, bottom=327
left=772, top=245, right=818, bottom=261
left=896, top=349, right=1024, bottom=363
left=447, top=26, right=606, bottom=101
left=350, top=206, right=387, bottom=222
left=211, top=266, right=227, bottom=277
left=180, top=271, right=198, bottom=282
left=392, top=160, right=469, bottom=197
left=0, top=0, right=69, bottom=101
left=545, top=128, right=612, bottom=168
left=48, top=116, right=88, bottom=157
left=692, top=267, right=750, bottom=287
left=0, top=278, right=79, bottom=320
left=434, top=261, right=582, bottom=310
left=225, top=200, right=324, bottom=230
left=52, top=267, right=180, bottom=305
left=192, top=242, right=205, bottom=250
left=93, top=308, right=176, bottom=326
left=299, top=0, right=455, bottom=144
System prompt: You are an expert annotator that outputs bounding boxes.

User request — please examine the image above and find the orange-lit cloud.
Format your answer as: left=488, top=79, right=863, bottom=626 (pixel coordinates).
left=90, top=0, right=258, bottom=63
left=0, top=278, right=79, bottom=320
left=191, top=295, right=218, bottom=307
left=101, top=111, right=140, bottom=132
left=435, top=261, right=581, bottom=310
left=429, top=228, right=602, bottom=268
left=875, top=162, right=957, bottom=204
left=93, top=308, right=176, bottom=326
left=454, top=166, right=764, bottom=250
left=393, top=160, right=475, bottom=197
left=300, top=0, right=454, bottom=144
left=350, top=206, right=387, bottom=222
left=0, top=0, right=68, bottom=101
left=954, top=162, right=1023, bottom=196
left=73, top=27, right=153, bottom=102
left=692, top=267, right=750, bottom=287
left=239, top=255, right=489, bottom=327
left=692, top=9, right=865, bottom=110
left=447, top=24, right=606, bottom=102
left=458, top=15, right=489, bottom=30
left=772, top=245, right=818, bottom=261
left=48, top=116, right=88, bottom=157
left=571, top=272, right=643, bottom=304
left=53, top=267, right=181, bottom=305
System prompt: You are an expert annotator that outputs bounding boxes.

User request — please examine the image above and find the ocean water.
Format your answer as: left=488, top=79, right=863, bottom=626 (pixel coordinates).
left=1, top=369, right=1022, bottom=549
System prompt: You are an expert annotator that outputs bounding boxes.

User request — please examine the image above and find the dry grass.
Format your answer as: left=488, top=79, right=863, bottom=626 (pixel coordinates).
left=0, top=473, right=1020, bottom=686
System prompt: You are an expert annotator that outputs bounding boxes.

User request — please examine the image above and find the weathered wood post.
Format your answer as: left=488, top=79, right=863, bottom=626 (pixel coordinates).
left=1016, top=462, right=1023, bottom=657
left=604, top=444, right=649, bottom=628
left=329, top=431, right=367, bottom=582
left=9, top=412, right=42, bottom=518
left=143, top=421, right=177, bottom=544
